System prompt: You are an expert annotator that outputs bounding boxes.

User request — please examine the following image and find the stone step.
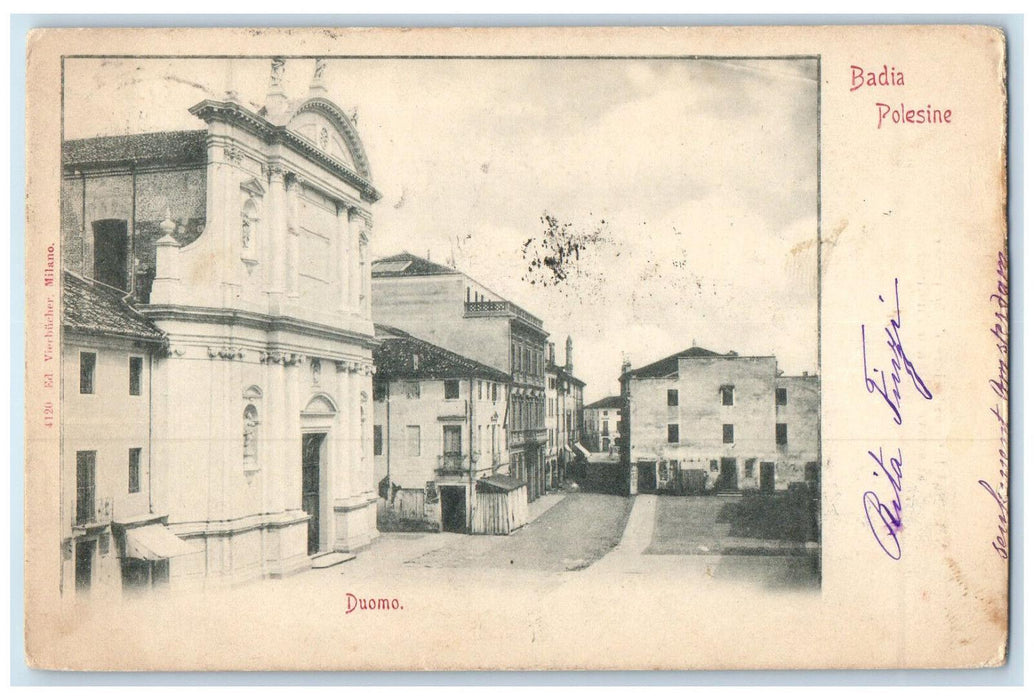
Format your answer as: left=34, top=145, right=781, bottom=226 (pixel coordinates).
left=310, top=551, right=357, bottom=569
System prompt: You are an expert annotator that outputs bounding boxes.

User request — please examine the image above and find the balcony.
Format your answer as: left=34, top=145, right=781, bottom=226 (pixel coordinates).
left=509, top=427, right=548, bottom=446
left=464, top=300, right=544, bottom=329
left=436, top=453, right=473, bottom=476
left=74, top=496, right=113, bottom=529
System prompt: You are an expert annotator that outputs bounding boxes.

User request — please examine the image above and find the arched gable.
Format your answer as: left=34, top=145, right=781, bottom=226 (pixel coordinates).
left=302, top=393, right=339, bottom=416
left=287, top=98, right=373, bottom=182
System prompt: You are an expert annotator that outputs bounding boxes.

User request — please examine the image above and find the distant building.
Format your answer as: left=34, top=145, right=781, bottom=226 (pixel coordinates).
left=372, top=325, right=512, bottom=533
left=583, top=395, right=624, bottom=453
left=620, top=346, right=819, bottom=494
left=545, top=338, right=585, bottom=489
left=371, top=252, right=550, bottom=502
left=60, top=59, right=382, bottom=591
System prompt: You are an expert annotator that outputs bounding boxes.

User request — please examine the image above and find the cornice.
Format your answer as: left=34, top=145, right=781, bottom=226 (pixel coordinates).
left=140, top=304, right=379, bottom=350
left=189, top=99, right=381, bottom=203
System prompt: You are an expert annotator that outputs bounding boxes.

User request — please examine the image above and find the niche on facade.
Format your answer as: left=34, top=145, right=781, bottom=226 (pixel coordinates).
left=243, top=386, right=263, bottom=476
left=240, top=178, right=265, bottom=269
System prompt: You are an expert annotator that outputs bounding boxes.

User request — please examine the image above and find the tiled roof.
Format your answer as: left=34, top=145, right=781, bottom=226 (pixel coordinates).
left=371, top=252, right=459, bottom=278
left=584, top=395, right=624, bottom=410
left=63, top=130, right=208, bottom=169
left=624, top=346, right=730, bottom=379
left=62, top=271, right=165, bottom=344
left=373, top=325, right=510, bottom=382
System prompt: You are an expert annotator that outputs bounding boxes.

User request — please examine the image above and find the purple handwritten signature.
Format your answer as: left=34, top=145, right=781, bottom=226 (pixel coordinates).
left=982, top=249, right=1009, bottom=559
left=860, top=278, right=934, bottom=560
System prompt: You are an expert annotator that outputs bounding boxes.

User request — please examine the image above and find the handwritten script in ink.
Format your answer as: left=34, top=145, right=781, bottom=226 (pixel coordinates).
left=981, top=248, right=1009, bottom=559
left=860, top=278, right=934, bottom=559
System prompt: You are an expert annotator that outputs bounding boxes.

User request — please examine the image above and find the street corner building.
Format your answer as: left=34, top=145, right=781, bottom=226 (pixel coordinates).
left=370, top=251, right=554, bottom=503
left=59, top=59, right=382, bottom=593
left=582, top=395, right=623, bottom=454
left=371, top=324, right=521, bottom=534
left=620, top=346, right=820, bottom=496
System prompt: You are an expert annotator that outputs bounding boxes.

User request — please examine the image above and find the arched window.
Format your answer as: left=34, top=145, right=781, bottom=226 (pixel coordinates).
left=243, top=404, right=260, bottom=472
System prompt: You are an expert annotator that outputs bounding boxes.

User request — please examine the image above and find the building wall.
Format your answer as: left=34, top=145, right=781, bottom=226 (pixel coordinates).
left=60, top=335, right=154, bottom=596
left=373, top=376, right=505, bottom=530
left=372, top=275, right=512, bottom=373
left=148, top=116, right=375, bottom=339
left=583, top=406, right=621, bottom=452
left=628, top=356, right=779, bottom=490
left=60, top=167, right=207, bottom=293
left=148, top=316, right=376, bottom=587
left=775, top=374, right=821, bottom=487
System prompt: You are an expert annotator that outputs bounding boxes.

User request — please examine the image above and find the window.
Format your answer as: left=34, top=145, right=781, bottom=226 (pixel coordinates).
left=92, top=219, right=129, bottom=290
left=373, top=381, right=387, bottom=401
left=745, top=458, right=756, bottom=478
left=406, top=426, right=421, bottom=456
left=404, top=382, right=421, bottom=399
left=720, top=385, right=735, bottom=406
left=444, top=380, right=460, bottom=399
left=667, top=389, right=679, bottom=406
left=129, top=356, right=143, bottom=396
left=79, top=352, right=96, bottom=395
left=128, top=448, right=141, bottom=493
left=667, top=423, right=679, bottom=443
left=478, top=381, right=483, bottom=400
left=776, top=423, right=788, bottom=445
left=723, top=424, right=734, bottom=443
left=491, top=383, right=498, bottom=402
left=776, top=388, right=788, bottom=406
left=75, top=451, right=96, bottom=525
left=373, top=425, right=383, bottom=456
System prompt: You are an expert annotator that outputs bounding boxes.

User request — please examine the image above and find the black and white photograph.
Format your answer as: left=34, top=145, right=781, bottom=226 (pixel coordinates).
left=56, top=52, right=820, bottom=597
left=22, top=25, right=1009, bottom=672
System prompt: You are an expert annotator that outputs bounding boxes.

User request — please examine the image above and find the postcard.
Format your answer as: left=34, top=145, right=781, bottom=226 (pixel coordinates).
left=23, top=24, right=1009, bottom=670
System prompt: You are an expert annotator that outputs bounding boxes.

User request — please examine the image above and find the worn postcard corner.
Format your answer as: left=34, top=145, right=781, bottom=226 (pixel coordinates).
left=22, top=24, right=1009, bottom=671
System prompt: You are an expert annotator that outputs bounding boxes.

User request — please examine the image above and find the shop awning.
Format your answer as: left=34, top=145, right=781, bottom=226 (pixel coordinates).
left=575, top=443, right=591, bottom=458
left=124, top=524, right=199, bottom=560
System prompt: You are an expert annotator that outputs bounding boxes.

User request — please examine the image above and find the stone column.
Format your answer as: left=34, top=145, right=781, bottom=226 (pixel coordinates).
left=283, top=354, right=303, bottom=511
left=347, top=209, right=362, bottom=313
left=266, top=166, right=287, bottom=313
left=265, top=356, right=287, bottom=515
left=286, top=178, right=301, bottom=299
left=336, top=206, right=351, bottom=312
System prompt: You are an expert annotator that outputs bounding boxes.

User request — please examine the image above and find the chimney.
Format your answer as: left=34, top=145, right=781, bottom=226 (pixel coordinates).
left=565, top=335, right=573, bottom=373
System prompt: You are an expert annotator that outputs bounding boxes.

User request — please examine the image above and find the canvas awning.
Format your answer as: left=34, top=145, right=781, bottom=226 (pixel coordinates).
left=124, top=524, right=199, bottom=560
left=575, top=443, right=591, bottom=458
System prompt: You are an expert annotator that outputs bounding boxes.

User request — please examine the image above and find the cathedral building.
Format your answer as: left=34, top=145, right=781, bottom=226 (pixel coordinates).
left=60, top=59, right=381, bottom=591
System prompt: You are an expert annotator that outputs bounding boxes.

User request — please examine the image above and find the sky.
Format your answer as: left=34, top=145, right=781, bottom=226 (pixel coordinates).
left=64, top=56, right=819, bottom=402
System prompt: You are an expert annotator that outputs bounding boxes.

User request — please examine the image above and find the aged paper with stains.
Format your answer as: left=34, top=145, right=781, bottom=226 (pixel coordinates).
left=24, top=25, right=1008, bottom=670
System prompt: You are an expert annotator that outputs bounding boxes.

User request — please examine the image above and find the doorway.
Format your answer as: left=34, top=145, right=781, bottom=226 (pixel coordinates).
left=302, top=433, right=326, bottom=555
left=719, top=457, right=738, bottom=491
left=760, top=462, right=776, bottom=493
left=75, top=540, right=95, bottom=593
left=440, top=486, right=466, bottom=533
left=93, top=219, right=129, bottom=290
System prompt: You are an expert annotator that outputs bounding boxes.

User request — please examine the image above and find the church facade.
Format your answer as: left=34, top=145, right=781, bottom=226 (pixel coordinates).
left=60, top=59, right=381, bottom=590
